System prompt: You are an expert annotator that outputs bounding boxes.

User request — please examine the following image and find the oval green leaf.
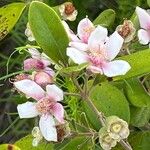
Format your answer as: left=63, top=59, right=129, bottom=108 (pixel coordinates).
left=93, top=9, right=116, bottom=28
left=0, top=3, right=26, bottom=40
left=29, top=1, right=69, bottom=64
left=83, top=83, right=130, bottom=131
left=124, top=78, right=150, bottom=107
left=130, top=106, right=150, bottom=127
left=114, top=49, right=150, bottom=80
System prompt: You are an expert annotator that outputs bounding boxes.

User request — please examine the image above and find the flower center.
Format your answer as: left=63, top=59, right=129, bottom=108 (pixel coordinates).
left=83, top=26, right=95, bottom=34
left=102, top=135, right=112, bottom=144
left=65, top=3, right=75, bottom=15
left=88, top=45, right=108, bottom=66
left=36, top=98, right=55, bottom=114
left=111, top=122, right=122, bottom=133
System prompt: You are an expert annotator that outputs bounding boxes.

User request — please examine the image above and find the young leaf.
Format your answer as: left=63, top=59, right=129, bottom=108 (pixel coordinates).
left=93, top=9, right=116, bottom=28
left=83, top=83, right=130, bottom=131
left=0, top=3, right=26, bottom=40
left=124, top=78, right=150, bottom=107
left=15, top=135, right=53, bottom=150
left=0, top=144, right=20, bottom=150
left=114, top=49, right=150, bottom=80
left=29, top=1, right=69, bottom=64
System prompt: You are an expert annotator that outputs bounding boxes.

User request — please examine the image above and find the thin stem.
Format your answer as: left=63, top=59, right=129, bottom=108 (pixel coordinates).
left=64, top=92, right=81, bottom=97
left=0, top=70, right=31, bottom=81
left=120, top=140, right=132, bottom=150
left=0, top=117, right=19, bottom=137
left=72, top=76, right=83, bottom=93
left=86, top=97, right=105, bottom=126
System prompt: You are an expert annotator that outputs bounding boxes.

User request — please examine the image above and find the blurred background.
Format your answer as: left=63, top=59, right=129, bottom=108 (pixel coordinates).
left=0, top=0, right=148, bottom=144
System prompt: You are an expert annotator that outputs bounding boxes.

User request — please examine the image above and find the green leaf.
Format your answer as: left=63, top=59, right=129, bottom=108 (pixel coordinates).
left=130, top=12, right=140, bottom=30
left=83, top=83, right=130, bottom=131
left=29, top=1, right=69, bottom=64
left=113, top=131, right=150, bottom=150
left=130, top=106, right=150, bottom=127
left=0, top=3, right=26, bottom=40
left=54, top=136, right=92, bottom=150
left=93, top=9, right=116, bottom=28
left=114, top=49, right=150, bottom=80
left=147, top=0, right=150, bottom=7
left=60, top=63, right=89, bottom=73
left=124, top=78, right=150, bottom=107
left=0, top=144, right=20, bottom=150
left=15, top=135, right=53, bottom=150
left=128, top=131, right=150, bottom=150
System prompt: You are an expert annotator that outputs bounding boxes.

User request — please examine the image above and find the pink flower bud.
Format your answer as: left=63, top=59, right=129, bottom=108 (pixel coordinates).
left=34, top=72, right=53, bottom=86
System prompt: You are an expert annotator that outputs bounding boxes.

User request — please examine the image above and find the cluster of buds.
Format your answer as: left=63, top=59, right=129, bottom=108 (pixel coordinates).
left=99, top=116, right=129, bottom=150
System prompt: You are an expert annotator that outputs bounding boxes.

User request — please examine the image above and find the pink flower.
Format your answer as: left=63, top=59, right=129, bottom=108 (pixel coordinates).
left=136, top=7, right=150, bottom=45
left=14, top=79, right=64, bottom=142
left=67, top=25, right=131, bottom=77
left=62, top=17, right=95, bottom=43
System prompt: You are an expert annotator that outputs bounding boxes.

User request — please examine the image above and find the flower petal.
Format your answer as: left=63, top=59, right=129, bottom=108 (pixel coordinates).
left=62, top=21, right=80, bottom=42
left=24, top=58, right=45, bottom=71
left=28, top=48, right=41, bottom=59
left=69, top=42, right=88, bottom=51
left=67, top=47, right=88, bottom=64
left=136, top=6, right=150, bottom=30
left=88, top=25, right=108, bottom=50
left=51, top=103, right=64, bottom=123
left=39, top=115, right=57, bottom=141
left=46, top=84, right=63, bottom=101
left=87, top=65, right=103, bottom=74
left=77, top=18, right=95, bottom=43
left=105, top=31, right=124, bottom=60
left=138, top=29, right=150, bottom=45
left=14, top=79, right=45, bottom=100
left=103, top=60, right=131, bottom=77
left=17, top=102, right=39, bottom=118
left=41, top=53, right=51, bottom=67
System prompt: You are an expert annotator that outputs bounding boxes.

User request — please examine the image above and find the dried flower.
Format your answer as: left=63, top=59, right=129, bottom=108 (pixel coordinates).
left=56, top=121, right=70, bottom=142
left=106, top=116, right=129, bottom=140
left=116, top=20, right=136, bottom=43
left=99, top=127, right=118, bottom=150
left=59, top=2, right=78, bottom=21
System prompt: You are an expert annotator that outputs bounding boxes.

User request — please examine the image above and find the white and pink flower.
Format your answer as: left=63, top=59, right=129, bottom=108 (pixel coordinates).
left=136, top=6, right=150, bottom=46
left=67, top=19, right=131, bottom=77
left=14, top=79, right=64, bottom=142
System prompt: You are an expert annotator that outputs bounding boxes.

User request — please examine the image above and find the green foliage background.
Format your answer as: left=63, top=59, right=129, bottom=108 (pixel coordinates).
left=0, top=0, right=150, bottom=149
